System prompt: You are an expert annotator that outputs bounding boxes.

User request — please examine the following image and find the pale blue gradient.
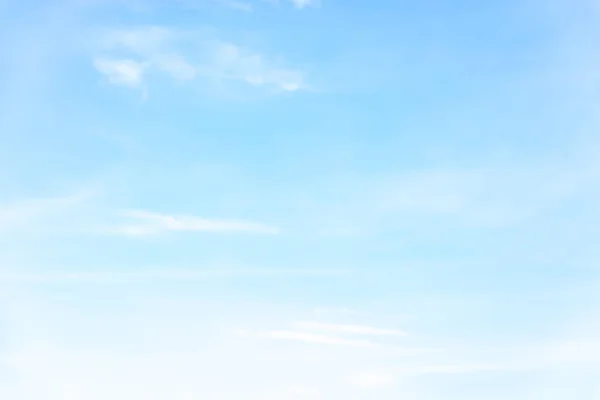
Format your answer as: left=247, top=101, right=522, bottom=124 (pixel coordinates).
left=1, top=0, right=600, bottom=399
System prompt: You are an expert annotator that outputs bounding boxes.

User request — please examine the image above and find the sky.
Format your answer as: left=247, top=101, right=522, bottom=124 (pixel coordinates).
left=1, top=0, right=600, bottom=398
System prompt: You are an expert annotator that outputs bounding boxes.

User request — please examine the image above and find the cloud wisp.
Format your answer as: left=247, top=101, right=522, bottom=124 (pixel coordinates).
left=289, top=0, right=320, bottom=9
left=93, top=58, right=147, bottom=88
left=0, top=268, right=347, bottom=284
left=241, top=329, right=376, bottom=347
left=292, top=321, right=408, bottom=337
left=311, top=153, right=598, bottom=237
left=240, top=320, right=407, bottom=348
left=93, top=26, right=306, bottom=94
left=265, top=330, right=375, bottom=347
left=108, top=209, right=280, bottom=236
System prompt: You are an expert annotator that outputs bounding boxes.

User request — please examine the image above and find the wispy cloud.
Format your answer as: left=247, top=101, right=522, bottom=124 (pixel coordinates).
left=161, top=0, right=254, bottom=13
left=93, top=58, right=146, bottom=88
left=292, top=321, right=408, bottom=337
left=207, top=41, right=304, bottom=91
left=289, top=0, right=320, bottom=9
left=309, top=155, right=596, bottom=236
left=0, top=268, right=347, bottom=284
left=240, top=320, right=406, bottom=348
left=109, top=209, right=279, bottom=236
left=93, top=26, right=305, bottom=93
left=152, top=53, right=197, bottom=80
left=257, top=330, right=375, bottom=347
left=4, top=285, right=600, bottom=400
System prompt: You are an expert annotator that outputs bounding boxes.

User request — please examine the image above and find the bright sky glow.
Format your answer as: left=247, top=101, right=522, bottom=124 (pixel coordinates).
left=1, top=0, right=600, bottom=398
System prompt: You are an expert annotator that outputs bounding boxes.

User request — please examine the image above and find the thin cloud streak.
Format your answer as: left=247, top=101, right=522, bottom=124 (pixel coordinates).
left=0, top=268, right=349, bottom=284
left=290, top=0, right=320, bottom=9
left=110, top=209, right=280, bottom=236
left=293, top=321, right=408, bottom=337
left=262, top=330, right=375, bottom=347
left=93, top=26, right=306, bottom=92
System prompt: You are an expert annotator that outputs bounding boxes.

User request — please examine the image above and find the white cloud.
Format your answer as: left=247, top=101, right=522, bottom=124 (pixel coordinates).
left=0, top=268, right=347, bottom=284
left=100, top=26, right=172, bottom=54
left=93, top=58, right=146, bottom=87
left=93, top=26, right=305, bottom=93
left=260, top=330, right=375, bottom=346
left=171, top=0, right=253, bottom=12
left=293, top=321, right=408, bottom=337
left=290, top=0, right=320, bottom=8
left=3, top=287, right=600, bottom=400
left=153, top=53, right=197, bottom=80
left=240, top=319, right=408, bottom=349
left=310, top=155, right=597, bottom=236
left=210, top=41, right=305, bottom=91
left=110, top=209, right=279, bottom=236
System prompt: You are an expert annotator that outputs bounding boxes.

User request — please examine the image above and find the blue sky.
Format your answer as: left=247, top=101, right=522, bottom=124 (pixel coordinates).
left=1, top=0, right=600, bottom=398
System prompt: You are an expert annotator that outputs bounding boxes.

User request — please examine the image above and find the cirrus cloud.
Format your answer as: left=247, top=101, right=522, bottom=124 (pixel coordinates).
left=108, top=209, right=280, bottom=236
left=92, top=26, right=306, bottom=95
